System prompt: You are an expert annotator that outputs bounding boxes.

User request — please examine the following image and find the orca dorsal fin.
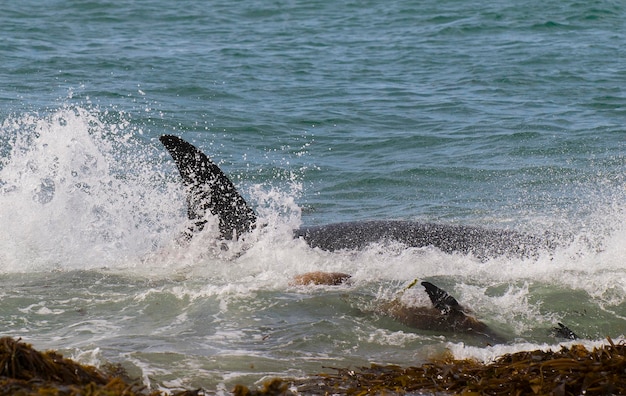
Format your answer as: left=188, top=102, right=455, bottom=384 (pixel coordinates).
left=421, top=281, right=462, bottom=315
left=159, top=135, right=256, bottom=240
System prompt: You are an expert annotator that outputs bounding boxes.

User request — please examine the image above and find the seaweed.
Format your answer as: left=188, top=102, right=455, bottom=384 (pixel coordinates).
left=0, top=337, right=198, bottom=396
left=237, top=337, right=626, bottom=395
left=233, top=378, right=293, bottom=396
left=6, top=335, right=626, bottom=395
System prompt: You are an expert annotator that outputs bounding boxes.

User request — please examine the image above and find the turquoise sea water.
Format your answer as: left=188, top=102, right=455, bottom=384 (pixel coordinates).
left=0, top=0, right=625, bottom=392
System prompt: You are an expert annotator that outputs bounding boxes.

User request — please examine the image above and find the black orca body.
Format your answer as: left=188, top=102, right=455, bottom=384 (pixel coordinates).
left=295, top=220, right=547, bottom=257
left=160, top=135, right=552, bottom=257
left=160, top=135, right=256, bottom=240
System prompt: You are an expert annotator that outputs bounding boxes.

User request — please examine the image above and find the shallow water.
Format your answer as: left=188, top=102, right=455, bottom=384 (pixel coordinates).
left=0, top=0, right=625, bottom=392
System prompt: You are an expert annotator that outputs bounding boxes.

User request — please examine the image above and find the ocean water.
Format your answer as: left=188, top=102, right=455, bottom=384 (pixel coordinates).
left=0, top=0, right=625, bottom=392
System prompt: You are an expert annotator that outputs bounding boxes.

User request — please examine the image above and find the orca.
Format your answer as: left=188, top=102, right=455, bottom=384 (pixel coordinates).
left=288, top=271, right=581, bottom=344
left=552, top=322, right=579, bottom=340
left=159, top=135, right=256, bottom=240
left=290, top=271, right=505, bottom=343
left=160, top=135, right=554, bottom=258
left=377, top=281, right=507, bottom=344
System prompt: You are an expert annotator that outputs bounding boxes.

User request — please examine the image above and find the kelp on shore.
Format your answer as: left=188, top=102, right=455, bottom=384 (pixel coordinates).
left=3, top=336, right=626, bottom=395
left=236, top=337, right=626, bottom=395
left=0, top=336, right=197, bottom=396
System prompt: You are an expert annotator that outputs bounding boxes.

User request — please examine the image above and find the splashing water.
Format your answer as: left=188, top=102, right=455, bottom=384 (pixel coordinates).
left=0, top=106, right=183, bottom=272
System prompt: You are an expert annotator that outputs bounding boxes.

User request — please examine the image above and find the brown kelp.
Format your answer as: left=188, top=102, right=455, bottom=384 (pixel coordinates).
left=5, top=335, right=626, bottom=395
left=235, top=338, right=626, bottom=395
left=0, top=336, right=198, bottom=396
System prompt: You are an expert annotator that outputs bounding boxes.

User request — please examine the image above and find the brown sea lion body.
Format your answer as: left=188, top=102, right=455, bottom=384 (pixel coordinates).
left=292, top=272, right=505, bottom=343
left=291, top=271, right=352, bottom=286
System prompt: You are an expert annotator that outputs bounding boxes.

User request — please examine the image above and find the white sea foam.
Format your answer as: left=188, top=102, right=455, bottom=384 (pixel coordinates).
left=448, top=337, right=624, bottom=364
left=0, top=106, right=182, bottom=273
